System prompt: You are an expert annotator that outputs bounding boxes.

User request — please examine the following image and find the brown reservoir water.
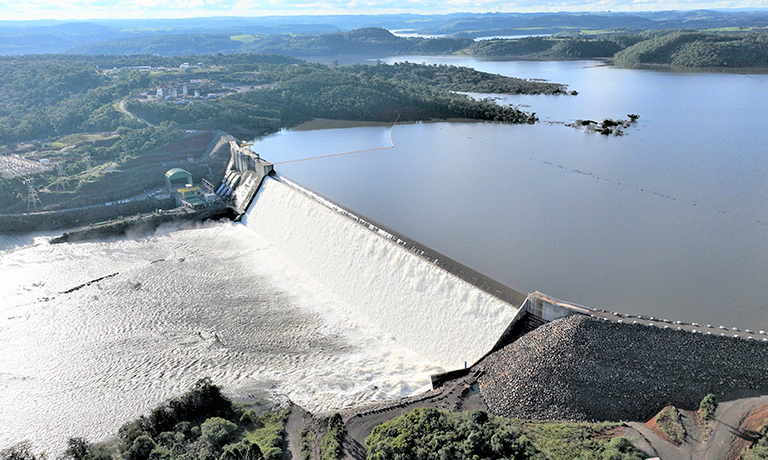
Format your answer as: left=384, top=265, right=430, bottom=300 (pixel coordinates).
left=253, top=57, right=768, bottom=332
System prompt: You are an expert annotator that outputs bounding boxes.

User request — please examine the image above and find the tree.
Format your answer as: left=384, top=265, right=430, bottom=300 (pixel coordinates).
left=201, top=417, right=239, bottom=450
left=320, top=413, right=346, bottom=460
left=699, top=394, right=718, bottom=421
left=365, top=408, right=542, bottom=460
left=64, top=437, right=90, bottom=460
left=126, top=435, right=157, bottom=460
left=0, top=442, right=37, bottom=460
left=219, top=441, right=263, bottom=460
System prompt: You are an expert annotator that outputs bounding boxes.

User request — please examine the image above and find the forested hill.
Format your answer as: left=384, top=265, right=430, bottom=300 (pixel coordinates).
left=42, top=26, right=768, bottom=69
left=462, top=30, right=768, bottom=68
left=67, top=34, right=243, bottom=56
left=68, top=28, right=474, bottom=57
left=0, top=53, right=562, bottom=212
left=4, top=10, right=768, bottom=55
left=0, top=53, right=558, bottom=145
left=613, top=31, right=768, bottom=67
left=338, top=61, right=568, bottom=95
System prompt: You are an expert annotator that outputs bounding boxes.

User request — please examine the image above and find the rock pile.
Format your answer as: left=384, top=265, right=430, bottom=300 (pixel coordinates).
left=566, top=115, right=638, bottom=135
left=476, top=315, right=768, bottom=422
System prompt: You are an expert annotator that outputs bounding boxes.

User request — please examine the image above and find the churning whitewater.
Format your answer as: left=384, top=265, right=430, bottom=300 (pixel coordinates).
left=244, top=177, right=520, bottom=368
left=0, top=177, right=517, bottom=454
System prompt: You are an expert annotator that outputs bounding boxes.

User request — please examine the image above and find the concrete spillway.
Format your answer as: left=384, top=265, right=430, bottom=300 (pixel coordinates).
left=242, top=177, right=521, bottom=369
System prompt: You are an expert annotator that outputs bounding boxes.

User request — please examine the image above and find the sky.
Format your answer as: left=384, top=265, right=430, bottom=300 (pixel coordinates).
left=0, top=0, right=766, bottom=21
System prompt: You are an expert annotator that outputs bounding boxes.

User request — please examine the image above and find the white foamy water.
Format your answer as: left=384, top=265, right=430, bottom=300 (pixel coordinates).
left=0, top=220, right=443, bottom=454
left=1, top=178, right=520, bottom=454
left=243, top=178, right=519, bottom=369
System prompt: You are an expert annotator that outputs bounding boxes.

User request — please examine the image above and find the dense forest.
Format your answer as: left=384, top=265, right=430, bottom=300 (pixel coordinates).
left=463, top=35, right=639, bottom=59
left=0, top=53, right=558, bottom=213
left=366, top=407, right=646, bottom=460
left=0, top=57, right=148, bottom=143
left=613, top=31, right=768, bottom=67
left=123, top=61, right=540, bottom=131
left=337, top=61, right=569, bottom=94
left=0, top=52, right=549, bottom=145
left=463, top=30, right=768, bottom=66
left=62, top=26, right=768, bottom=68
left=69, top=28, right=474, bottom=57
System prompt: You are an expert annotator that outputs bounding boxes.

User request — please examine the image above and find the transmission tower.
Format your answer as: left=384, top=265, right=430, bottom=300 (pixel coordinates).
left=55, top=162, right=70, bottom=191
left=83, top=155, right=93, bottom=170
left=22, top=178, right=43, bottom=211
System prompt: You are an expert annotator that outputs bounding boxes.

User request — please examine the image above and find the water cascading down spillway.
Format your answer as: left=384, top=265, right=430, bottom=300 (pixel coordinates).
left=241, top=175, right=522, bottom=370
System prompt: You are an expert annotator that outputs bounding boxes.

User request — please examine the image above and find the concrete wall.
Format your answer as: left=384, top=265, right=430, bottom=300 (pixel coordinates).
left=524, top=291, right=592, bottom=321
left=219, top=141, right=274, bottom=215
left=0, top=197, right=175, bottom=233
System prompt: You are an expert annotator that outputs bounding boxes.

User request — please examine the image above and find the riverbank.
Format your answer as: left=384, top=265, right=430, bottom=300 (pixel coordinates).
left=0, top=197, right=176, bottom=234
left=48, top=204, right=237, bottom=244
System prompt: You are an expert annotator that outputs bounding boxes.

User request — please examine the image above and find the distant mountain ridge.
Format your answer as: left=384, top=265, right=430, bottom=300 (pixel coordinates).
left=2, top=10, right=768, bottom=55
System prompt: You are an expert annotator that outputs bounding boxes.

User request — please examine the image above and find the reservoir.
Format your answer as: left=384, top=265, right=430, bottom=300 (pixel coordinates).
left=2, top=57, right=767, bottom=453
left=253, top=57, right=768, bottom=332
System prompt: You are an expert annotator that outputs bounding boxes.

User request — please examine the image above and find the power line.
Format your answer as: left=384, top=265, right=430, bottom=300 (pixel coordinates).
left=55, top=162, right=70, bottom=191
left=22, top=178, right=43, bottom=211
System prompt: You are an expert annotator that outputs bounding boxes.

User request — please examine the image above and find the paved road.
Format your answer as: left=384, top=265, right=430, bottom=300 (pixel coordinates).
left=118, top=98, right=154, bottom=127
left=626, top=396, right=768, bottom=460
left=585, top=307, right=768, bottom=342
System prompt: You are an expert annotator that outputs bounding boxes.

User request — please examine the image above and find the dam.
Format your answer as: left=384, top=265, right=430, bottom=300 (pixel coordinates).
left=219, top=142, right=582, bottom=370
left=5, top=140, right=766, bottom=454
left=0, top=140, right=586, bottom=454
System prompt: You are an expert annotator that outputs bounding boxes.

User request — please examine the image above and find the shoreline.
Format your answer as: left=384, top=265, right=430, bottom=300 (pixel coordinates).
left=48, top=204, right=237, bottom=244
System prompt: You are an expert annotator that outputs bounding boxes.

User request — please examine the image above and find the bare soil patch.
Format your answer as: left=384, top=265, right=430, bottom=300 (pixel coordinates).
left=728, top=403, right=768, bottom=460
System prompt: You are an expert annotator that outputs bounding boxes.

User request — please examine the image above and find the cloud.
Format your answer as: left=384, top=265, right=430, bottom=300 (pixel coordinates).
left=2, top=0, right=768, bottom=20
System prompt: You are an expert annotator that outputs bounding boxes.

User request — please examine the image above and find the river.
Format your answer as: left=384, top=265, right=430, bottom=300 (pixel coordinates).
left=0, top=224, right=440, bottom=453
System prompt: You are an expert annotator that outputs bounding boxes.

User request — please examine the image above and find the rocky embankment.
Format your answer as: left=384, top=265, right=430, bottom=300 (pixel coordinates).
left=476, top=315, right=768, bottom=422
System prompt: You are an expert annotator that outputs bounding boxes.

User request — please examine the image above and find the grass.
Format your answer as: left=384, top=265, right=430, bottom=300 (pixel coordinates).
left=230, top=34, right=260, bottom=44
left=522, top=420, right=632, bottom=459
left=242, top=409, right=289, bottom=460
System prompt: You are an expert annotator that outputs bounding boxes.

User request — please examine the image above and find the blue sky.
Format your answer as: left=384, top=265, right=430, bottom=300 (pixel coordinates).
left=1, top=0, right=766, bottom=20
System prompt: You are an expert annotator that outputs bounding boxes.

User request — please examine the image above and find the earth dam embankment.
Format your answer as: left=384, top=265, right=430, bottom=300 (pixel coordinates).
left=477, top=314, right=768, bottom=422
